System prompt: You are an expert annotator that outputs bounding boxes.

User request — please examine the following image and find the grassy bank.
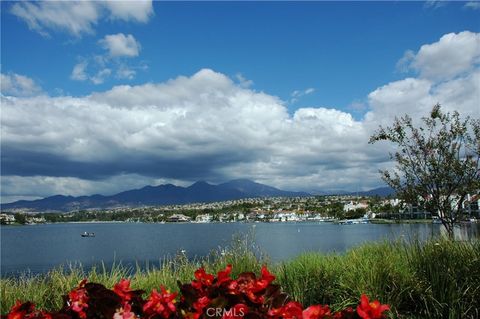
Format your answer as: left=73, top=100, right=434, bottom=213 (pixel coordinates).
left=1, top=238, right=479, bottom=318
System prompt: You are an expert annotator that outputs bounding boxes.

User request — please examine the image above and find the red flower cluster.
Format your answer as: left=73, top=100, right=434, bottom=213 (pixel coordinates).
left=143, top=287, right=178, bottom=319
left=3, top=266, right=390, bottom=319
left=67, top=280, right=89, bottom=319
left=356, top=295, right=390, bottom=319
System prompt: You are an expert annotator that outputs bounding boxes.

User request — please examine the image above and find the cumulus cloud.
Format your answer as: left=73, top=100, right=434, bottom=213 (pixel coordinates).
left=1, top=69, right=370, bottom=196
left=2, top=31, right=479, bottom=201
left=1, top=72, right=42, bottom=97
left=10, top=0, right=153, bottom=37
left=99, top=33, right=141, bottom=57
left=400, top=31, right=480, bottom=81
left=103, top=0, right=154, bottom=23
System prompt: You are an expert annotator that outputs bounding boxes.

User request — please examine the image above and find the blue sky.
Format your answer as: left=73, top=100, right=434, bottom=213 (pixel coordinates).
left=3, top=1, right=478, bottom=115
left=1, top=1, right=479, bottom=202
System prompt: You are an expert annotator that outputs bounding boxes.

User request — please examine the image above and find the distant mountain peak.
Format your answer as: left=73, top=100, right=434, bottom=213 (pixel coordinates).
left=189, top=180, right=212, bottom=187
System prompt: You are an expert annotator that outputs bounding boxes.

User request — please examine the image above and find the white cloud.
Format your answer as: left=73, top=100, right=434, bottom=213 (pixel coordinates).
left=71, top=33, right=143, bottom=84
left=10, top=1, right=154, bottom=37
left=0, top=174, right=183, bottom=204
left=116, top=65, right=136, bottom=80
left=70, top=61, right=112, bottom=84
left=70, top=61, right=89, bottom=81
left=103, top=0, right=154, bottom=23
left=99, top=33, right=141, bottom=58
left=290, top=87, right=315, bottom=103
left=464, top=2, right=480, bottom=10
left=1, top=72, right=42, bottom=97
left=235, top=73, right=254, bottom=88
left=91, top=68, right=112, bottom=85
left=2, top=31, right=479, bottom=200
left=424, top=0, right=447, bottom=9
left=402, top=31, right=480, bottom=81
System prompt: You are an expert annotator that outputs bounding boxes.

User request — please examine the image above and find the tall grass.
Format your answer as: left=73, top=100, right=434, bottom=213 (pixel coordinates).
left=1, top=238, right=479, bottom=318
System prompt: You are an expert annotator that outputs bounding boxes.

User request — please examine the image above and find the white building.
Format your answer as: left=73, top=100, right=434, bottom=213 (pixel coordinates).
left=195, top=214, right=212, bottom=223
left=343, top=201, right=369, bottom=212
left=0, top=213, right=15, bottom=224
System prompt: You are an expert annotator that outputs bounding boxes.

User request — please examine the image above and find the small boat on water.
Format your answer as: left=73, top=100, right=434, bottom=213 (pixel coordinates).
left=81, top=232, right=95, bottom=237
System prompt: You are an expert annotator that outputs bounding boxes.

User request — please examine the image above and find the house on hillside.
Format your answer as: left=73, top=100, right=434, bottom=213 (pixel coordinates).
left=167, top=214, right=191, bottom=222
left=195, top=214, right=212, bottom=223
left=0, top=213, right=15, bottom=224
left=343, top=201, right=368, bottom=212
left=464, top=194, right=480, bottom=218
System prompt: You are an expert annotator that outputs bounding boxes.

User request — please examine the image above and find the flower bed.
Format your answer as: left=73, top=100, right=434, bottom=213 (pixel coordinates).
left=3, top=265, right=389, bottom=319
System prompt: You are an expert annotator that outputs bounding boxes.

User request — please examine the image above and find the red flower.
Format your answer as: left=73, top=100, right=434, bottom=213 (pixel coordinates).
left=222, top=303, right=248, bottom=319
left=302, top=305, right=331, bottom=319
left=227, top=267, right=275, bottom=304
left=67, top=280, right=89, bottom=319
left=143, top=286, right=177, bottom=319
left=216, top=264, right=233, bottom=286
left=268, top=301, right=303, bottom=319
left=228, top=276, right=264, bottom=304
left=6, top=301, right=35, bottom=319
left=114, top=279, right=134, bottom=302
left=191, top=268, right=215, bottom=291
left=113, top=303, right=136, bottom=319
left=193, top=296, right=211, bottom=313
left=6, top=301, right=53, bottom=319
left=356, top=295, right=390, bottom=319
left=333, top=307, right=354, bottom=319
left=261, top=266, right=276, bottom=284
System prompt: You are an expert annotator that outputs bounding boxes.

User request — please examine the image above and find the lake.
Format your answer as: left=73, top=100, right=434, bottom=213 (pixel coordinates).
left=1, top=222, right=479, bottom=276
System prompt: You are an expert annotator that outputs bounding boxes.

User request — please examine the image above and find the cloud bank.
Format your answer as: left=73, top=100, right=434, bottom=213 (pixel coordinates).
left=1, top=31, right=479, bottom=202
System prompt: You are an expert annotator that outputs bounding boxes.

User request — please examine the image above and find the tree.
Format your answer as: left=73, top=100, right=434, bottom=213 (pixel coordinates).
left=369, top=104, right=480, bottom=238
left=14, top=213, right=27, bottom=225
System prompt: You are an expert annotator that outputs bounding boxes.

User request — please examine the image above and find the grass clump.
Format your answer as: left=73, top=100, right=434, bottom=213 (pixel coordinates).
left=1, top=238, right=479, bottom=319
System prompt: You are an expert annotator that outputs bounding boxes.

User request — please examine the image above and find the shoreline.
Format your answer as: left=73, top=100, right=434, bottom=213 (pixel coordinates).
left=1, top=218, right=443, bottom=226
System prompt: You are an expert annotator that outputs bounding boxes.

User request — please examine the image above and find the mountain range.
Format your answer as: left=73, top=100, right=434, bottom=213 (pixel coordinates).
left=0, top=179, right=394, bottom=212
left=0, top=179, right=309, bottom=212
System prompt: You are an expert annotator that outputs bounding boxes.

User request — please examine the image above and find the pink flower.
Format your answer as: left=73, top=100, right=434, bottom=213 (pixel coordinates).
left=67, top=280, right=89, bottom=319
left=113, top=303, right=136, bottom=319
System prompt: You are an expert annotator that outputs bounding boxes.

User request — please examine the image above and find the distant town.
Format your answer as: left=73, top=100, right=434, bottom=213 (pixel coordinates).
left=1, top=194, right=479, bottom=225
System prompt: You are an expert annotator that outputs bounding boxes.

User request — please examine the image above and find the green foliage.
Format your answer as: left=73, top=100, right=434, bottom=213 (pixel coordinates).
left=14, top=213, right=27, bottom=225
left=369, top=105, right=480, bottom=237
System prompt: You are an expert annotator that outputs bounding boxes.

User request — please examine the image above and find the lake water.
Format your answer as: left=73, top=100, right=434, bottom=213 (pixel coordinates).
left=1, top=222, right=479, bottom=276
